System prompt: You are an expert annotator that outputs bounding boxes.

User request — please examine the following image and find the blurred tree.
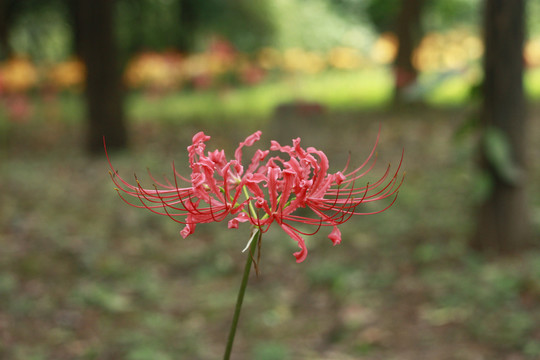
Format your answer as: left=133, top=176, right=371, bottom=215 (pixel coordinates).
left=0, top=0, right=10, bottom=58
left=471, top=0, right=531, bottom=252
left=65, top=0, right=82, bottom=57
left=391, top=0, right=425, bottom=104
left=75, top=0, right=127, bottom=154
left=360, top=0, right=480, bottom=103
left=178, top=0, right=198, bottom=52
left=363, top=0, right=426, bottom=104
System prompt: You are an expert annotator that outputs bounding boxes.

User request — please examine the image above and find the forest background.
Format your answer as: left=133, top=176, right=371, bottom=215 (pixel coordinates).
left=1, top=0, right=540, bottom=359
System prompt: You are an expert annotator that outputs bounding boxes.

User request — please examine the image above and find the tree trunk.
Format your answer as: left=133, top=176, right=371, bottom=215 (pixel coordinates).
left=178, top=0, right=198, bottom=53
left=471, top=0, right=531, bottom=252
left=0, top=0, right=12, bottom=59
left=77, top=0, right=127, bottom=154
left=66, top=0, right=83, bottom=58
left=392, top=0, right=425, bottom=104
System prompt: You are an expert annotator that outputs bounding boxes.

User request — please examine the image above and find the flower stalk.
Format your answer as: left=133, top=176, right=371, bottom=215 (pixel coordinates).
left=223, top=227, right=260, bottom=360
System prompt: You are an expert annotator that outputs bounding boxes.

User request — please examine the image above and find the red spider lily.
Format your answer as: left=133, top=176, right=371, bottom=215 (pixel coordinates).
left=106, top=131, right=403, bottom=263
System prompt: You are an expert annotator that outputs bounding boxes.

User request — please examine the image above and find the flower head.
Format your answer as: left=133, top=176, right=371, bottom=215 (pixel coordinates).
left=106, top=131, right=403, bottom=263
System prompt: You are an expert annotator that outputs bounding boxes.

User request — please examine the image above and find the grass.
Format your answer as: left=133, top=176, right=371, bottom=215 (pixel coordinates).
left=125, top=66, right=540, bottom=123
left=126, top=68, right=394, bottom=124
left=2, top=66, right=540, bottom=128
left=1, top=103, right=540, bottom=359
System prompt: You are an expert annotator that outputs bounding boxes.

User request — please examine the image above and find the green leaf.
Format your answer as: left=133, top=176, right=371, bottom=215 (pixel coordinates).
left=482, top=126, right=522, bottom=185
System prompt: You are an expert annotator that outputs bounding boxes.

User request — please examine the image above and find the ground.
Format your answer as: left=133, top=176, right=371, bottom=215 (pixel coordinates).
left=1, top=104, right=540, bottom=360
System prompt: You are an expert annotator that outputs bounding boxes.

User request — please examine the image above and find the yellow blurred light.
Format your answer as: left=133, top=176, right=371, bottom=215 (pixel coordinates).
left=283, top=48, right=307, bottom=72
left=525, top=38, right=540, bottom=67
left=48, top=58, right=85, bottom=89
left=0, top=57, right=38, bottom=93
left=414, top=30, right=483, bottom=71
left=328, top=47, right=364, bottom=70
left=282, top=48, right=326, bottom=74
left=124, top=52, right=184, bottom=89
left=257, top=47, right=282, bottom=70
left=462, top=36, right=483, bottom=59
left=371, top=33, right=397, bottom=65
left=420, top=32, right=445, bottom=50
left=442, top=45, right=468, bottom=69
left=181, top=54, right=210, bottom=78
left=414, top=48, right=440, bottom=72
left=303, top=52, right=326, bottom=74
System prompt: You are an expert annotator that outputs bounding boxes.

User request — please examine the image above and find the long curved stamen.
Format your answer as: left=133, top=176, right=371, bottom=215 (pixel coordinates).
left=283, top=217, right=324, bottom=236
left=172, top=165, right=206, bottom=216
left=342, top=129, right=380, bottom=177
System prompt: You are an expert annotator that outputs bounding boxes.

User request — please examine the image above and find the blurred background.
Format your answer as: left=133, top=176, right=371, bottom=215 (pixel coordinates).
left=1, top=0, right=540, bottom=359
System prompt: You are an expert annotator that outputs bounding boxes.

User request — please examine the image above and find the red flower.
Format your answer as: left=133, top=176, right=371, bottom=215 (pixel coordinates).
left=107, top=131, right=403, bottom=263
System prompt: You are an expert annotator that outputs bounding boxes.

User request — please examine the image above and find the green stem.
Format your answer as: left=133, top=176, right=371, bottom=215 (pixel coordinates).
left=223, top=228, right=260, bottom=360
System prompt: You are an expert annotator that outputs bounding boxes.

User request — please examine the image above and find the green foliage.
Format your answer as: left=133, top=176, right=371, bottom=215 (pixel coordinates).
left=116, top=0, right=276, bottom=54
left=116, top=0, right=184, bottom=54
left=526, top=68, right=540, bottom=100
left=365, top=0, right=400, bottom=33
left=6, top=0, right=72, bottom=61
left=201, top=0, right=276, bottom=52
left=272, top=0, right=372, bottom=51
left=363, top=0, right=481, bottom=34
left=424, top=0, right=482, bottom=31
left=482, top=126, right=522, bottom=185
left=5, top=0, right=540, bottom=67
left=527, top=0, right=540, bottom=35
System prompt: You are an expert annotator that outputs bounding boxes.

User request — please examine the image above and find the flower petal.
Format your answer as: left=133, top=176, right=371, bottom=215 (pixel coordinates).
left=328, top=226, right=342, bottom=245
left=235, top=130, right=262, bottom=164
left=180, top=222, right=196, bottom=238
left=228, top=212, right=249, bottom=229
left=280, top=224, right=308, bottom=263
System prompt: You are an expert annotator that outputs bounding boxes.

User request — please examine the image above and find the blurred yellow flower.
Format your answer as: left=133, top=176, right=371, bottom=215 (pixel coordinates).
left=124, top=51, right=183, bottom=90
left=525, top=38, right=540, bottom=67
left=257, top=47, right=282, bottom=70
left=283, top=48, right=326, bottom=74
left=0, top=57, right=38, bottom=93
left=414, top=30, right=483, bottom=72
left=328, top=47, right=364, bottom=70
left=462, top=35, right=483, bottom=59
left=371, top=33, right=397, bottom=65
left=47, top=58, right=85, bottom=90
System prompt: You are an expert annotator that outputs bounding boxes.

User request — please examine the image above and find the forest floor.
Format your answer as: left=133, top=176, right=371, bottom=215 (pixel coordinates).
left=1, top=103, right=540, bottom=360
